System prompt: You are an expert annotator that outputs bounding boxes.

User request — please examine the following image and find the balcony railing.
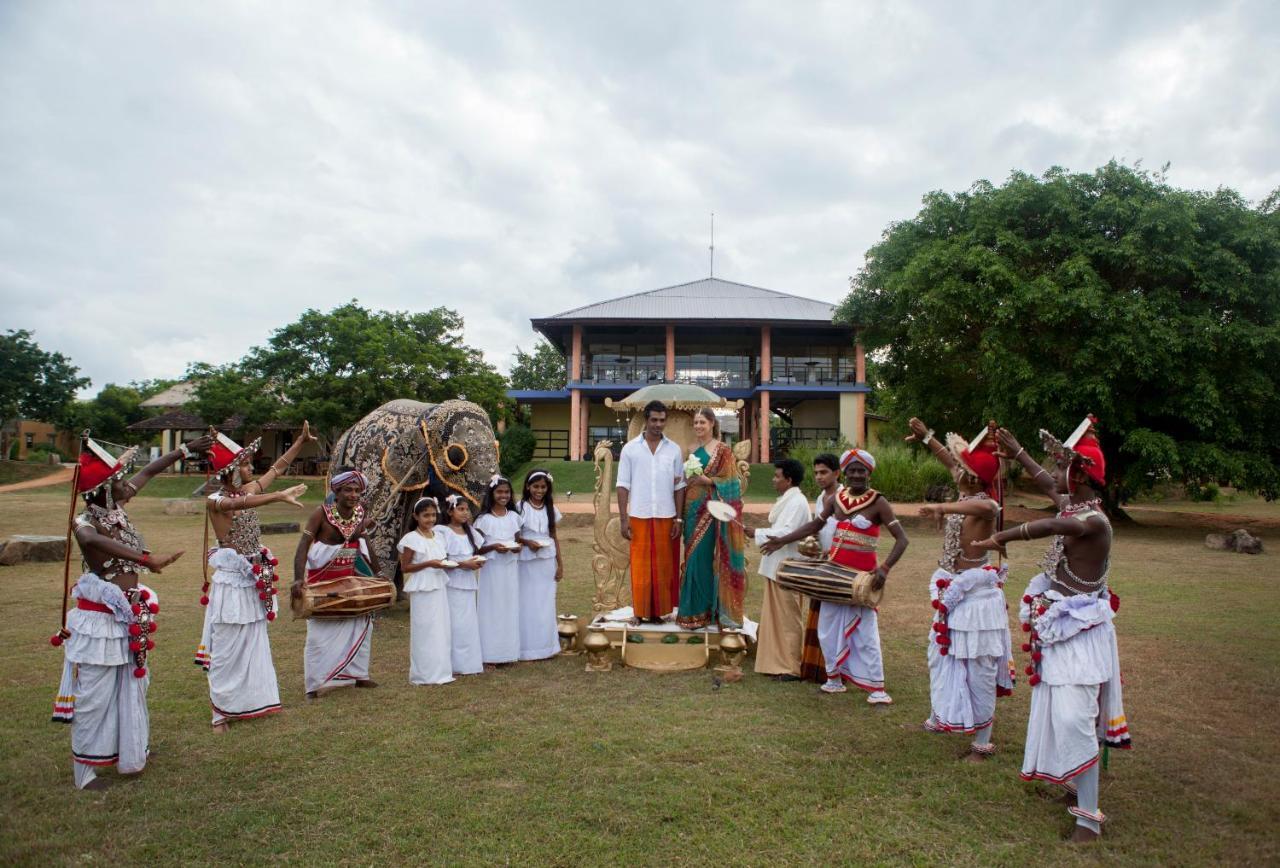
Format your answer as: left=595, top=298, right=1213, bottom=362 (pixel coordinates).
left=762, top=360, right=858, bottom=386
left=672, top=370, right=754, bottom=389
left=579, top=363, right=667, bottom=385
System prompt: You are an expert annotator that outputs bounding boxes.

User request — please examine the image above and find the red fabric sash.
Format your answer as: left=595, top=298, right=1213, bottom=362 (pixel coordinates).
left=76, top=598, right=114, bottom=614
left=306, top=541, right=364, bottom=584
left=829, top=523, right=879, bottom=571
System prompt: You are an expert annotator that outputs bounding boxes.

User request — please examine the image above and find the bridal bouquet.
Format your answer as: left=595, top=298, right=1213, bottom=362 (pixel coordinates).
left=683, top=453, right=705, bottom=478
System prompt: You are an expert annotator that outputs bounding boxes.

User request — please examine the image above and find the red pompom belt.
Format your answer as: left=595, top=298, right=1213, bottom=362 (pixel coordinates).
left=76, top=599, right=114, bottom=615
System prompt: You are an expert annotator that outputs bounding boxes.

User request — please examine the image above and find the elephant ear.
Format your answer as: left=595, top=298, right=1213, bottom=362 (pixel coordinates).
left=423, top=399, right=499, bottom=508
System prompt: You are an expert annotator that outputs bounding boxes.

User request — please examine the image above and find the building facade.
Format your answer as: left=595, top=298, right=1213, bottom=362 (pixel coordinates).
left=507, top=278, right=871, bottom=462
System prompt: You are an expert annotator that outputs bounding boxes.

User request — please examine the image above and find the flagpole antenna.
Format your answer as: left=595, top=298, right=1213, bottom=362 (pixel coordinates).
left=709, top=212, right=715, bottom=278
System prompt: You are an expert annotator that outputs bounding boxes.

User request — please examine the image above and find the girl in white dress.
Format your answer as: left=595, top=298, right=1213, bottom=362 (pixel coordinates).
left=474, top=477, right=522, bottom=665
left=396, top=497, right=454, bottom=685
left=515, top=470, right=564, bottom=661
left=439, top=494, right=485, bottom=676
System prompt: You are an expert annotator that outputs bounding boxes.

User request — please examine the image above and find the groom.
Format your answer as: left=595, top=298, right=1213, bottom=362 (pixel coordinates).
left=616, top=401, right=686, bottom=625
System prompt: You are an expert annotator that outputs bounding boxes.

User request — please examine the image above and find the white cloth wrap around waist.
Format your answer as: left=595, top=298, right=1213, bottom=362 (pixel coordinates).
left=307, top=539, right=369, bottom=569
left=397, top=530, right=448, bottom=594
left=207, top=547, right=273, bottom=623
left=64, top=572, right=157, bottom=666
left=1020, top=572, right=1116, bottom=686
left=930, top=566, right=1009, bottom=659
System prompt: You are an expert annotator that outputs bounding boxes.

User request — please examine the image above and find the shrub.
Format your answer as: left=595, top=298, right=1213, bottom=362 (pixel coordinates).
left=782, top=440, right=952, bottom=502
left=499, top=424, right=536, bottom=477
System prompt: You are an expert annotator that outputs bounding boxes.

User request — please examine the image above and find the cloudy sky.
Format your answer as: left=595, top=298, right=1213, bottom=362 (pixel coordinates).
left=2, top=1, right=1276, bottom=394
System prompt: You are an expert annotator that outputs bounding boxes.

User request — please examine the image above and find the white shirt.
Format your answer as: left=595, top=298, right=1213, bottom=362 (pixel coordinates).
left=815, top=490, right=838, bottom=554
left=616, top=434, right=687, bottom=519
left=756, top=485, right=812, bottom=580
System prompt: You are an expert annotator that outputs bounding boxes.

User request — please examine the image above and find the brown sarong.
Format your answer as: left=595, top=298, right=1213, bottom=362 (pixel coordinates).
left=629, top=517, right=679, bottom=619
left=755, top=578, right=804, bottom=676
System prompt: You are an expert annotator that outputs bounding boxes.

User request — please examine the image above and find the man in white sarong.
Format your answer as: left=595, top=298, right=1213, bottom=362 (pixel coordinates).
left=763, top=449, right=910, bottom=704
left=292, top=468, right=383, bottom=698
left=200, top=426, right=311, bottom=731
left=975, top=418, right=1131, bottom=844
left=52, top=432, right=210, bottom=789
left=911, top=418, right=1014, bottom=760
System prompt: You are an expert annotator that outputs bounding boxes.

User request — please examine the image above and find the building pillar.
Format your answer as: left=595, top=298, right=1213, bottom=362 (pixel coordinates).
left=665, top=324, right=676, bottom=382
left=760, top=390, right=771, bottom=463
left=569, top=325, right=584, bottom=460
left=760, top=325, right=772, bottom=382
left=579, top=396, right=590, bottom=460
left=854, top=331, right=867, bottom=447
left=569, top=390, right=581, bottom=461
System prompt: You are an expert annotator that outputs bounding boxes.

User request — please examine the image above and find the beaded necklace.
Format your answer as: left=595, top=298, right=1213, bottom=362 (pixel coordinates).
left=1041, top=498, right=1111, bottom=593
left=938, top=492, right=993, bottom=571
left=323, top=502, right=365, bottom=542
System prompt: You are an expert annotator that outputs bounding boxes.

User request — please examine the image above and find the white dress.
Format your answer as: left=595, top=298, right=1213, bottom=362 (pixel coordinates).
left=474, top=510, right=522, bottom=664
left=440, top=526, right=485, bottom=675
left=397, top=529, right=454, bottom=685
left=517, top=501, right=562, bottom=661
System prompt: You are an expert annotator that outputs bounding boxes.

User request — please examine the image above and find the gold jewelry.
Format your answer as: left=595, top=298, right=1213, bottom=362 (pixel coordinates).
left=1020, top=523, right=1032, bottom=540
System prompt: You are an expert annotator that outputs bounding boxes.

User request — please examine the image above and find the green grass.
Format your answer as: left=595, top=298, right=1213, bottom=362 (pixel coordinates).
left=1, top=492, right=1278, bottom=863
left=0, top=460, right=63, bottom=486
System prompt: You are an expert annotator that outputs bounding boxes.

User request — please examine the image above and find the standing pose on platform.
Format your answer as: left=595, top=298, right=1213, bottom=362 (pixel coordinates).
left=616, top=401, right=686, bottom=625
left=199, top=426, right=310, bottom=731
left=397, top=497, right=453, bottom=685
left=974, top=417, right=1131, bottom=843
left=799, top=452, right=840, bottom=683
left=763, top=448, right=908, bottom=704
left=910, top=418, right=1014, bottom=759
left=474, top=476, right=522, bottom=666
left=754, top=458, right=812, bottom=679
left=293, top=468, right=382, bottom=698
left=515, top=470, right=562, bottom=661
left=438, top=494, right=486, bottom=676
left=52, top=432, right=211, bottom=789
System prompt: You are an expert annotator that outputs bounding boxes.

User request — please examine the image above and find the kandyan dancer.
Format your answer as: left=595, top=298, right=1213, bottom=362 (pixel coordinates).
left=52, top=432, right=211, bottom=789
left=910, top=418, right=1014, bottom=759
left=199, top=425, right=311, bottom=731
left=763, top=448, right=908, bottom=704
left=293, top=468, right=382, bottom=698
left=974, top=417, right=1131, bottom=843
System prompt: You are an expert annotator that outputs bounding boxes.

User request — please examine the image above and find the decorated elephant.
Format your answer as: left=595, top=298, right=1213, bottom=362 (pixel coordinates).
left=328, top=399, right=499, bottom=583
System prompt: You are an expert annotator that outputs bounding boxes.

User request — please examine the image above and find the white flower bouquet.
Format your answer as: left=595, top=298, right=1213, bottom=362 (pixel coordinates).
left=683, top=453, right=705, bottom=479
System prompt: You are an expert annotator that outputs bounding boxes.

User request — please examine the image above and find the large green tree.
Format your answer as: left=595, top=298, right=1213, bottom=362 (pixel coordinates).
left=190, top=302, right=508, bottom=449
left=509, top=338, right=567, bottom=391
left=838, top=162, right=1280, bottom=505
left=60, top=379, right=179, bottom=445
left=0, top=329, right=89, bottom=457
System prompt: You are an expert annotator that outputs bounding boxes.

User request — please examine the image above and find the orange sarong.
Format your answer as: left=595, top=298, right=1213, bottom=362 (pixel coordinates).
left=629, top=517, right=679, bottom=619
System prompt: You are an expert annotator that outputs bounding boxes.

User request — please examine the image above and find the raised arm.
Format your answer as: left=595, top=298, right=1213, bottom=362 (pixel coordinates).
left=974, top=514, right=1089, bottom=553
left=209, top=484, right=307, bottom=513
left=919, top=499, right=1000, bottom=519
left=996, top=428, right=1065, bottom=507
left=125, top=434, right=213, bottom=494
left=252, top=421, right=316, bottom=492
left=908, top=417, right=958, bottom=472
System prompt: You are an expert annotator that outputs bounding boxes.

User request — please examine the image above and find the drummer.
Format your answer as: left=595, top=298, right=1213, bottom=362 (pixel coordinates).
left=754, top=458, right=812, bottom=680
left=291, top=468, right=383, bottom=699
left=762, top=448, right=908, bottom=704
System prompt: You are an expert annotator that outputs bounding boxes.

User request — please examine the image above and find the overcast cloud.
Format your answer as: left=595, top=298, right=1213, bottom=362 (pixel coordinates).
left=2, top=1, right=1277, bottom=393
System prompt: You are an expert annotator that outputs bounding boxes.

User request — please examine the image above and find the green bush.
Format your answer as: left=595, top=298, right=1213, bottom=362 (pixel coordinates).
left=782, top=440, right=952, bottom=503
left=25, top=444, right=60, bottom=464
left=499, top=424, right=537, bottom=477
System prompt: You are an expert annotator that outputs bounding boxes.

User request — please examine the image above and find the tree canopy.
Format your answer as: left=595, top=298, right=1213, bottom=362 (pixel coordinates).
left=0, top=329, right=89, bottom=455
left=838, top=162, right=1280, bottom=503
left=509, top=338, right=567, bottom=391
left=60, top=380, right=177, bottom=445
left=189, top=301, right=508, bottom=448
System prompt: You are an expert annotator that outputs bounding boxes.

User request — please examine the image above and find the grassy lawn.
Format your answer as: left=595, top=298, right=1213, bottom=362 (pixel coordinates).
left=0, top=460, right=63, bottom=486
left=1, top=491, right=1277, bottom=864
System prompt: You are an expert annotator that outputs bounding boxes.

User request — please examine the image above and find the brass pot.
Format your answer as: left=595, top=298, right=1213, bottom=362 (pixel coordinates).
left=556, top=614, right=579, bottom=654
left=583, top=625, right=612, bottom=671
left=718, top=628, right=747, bottom=670
left=798, top=535, right=823, bottom=559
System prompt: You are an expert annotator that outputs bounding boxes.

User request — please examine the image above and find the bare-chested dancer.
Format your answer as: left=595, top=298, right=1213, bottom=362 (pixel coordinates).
left=53, top=432, right=211, bottom=789
left=973, top=417, right=1131, bottom=843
